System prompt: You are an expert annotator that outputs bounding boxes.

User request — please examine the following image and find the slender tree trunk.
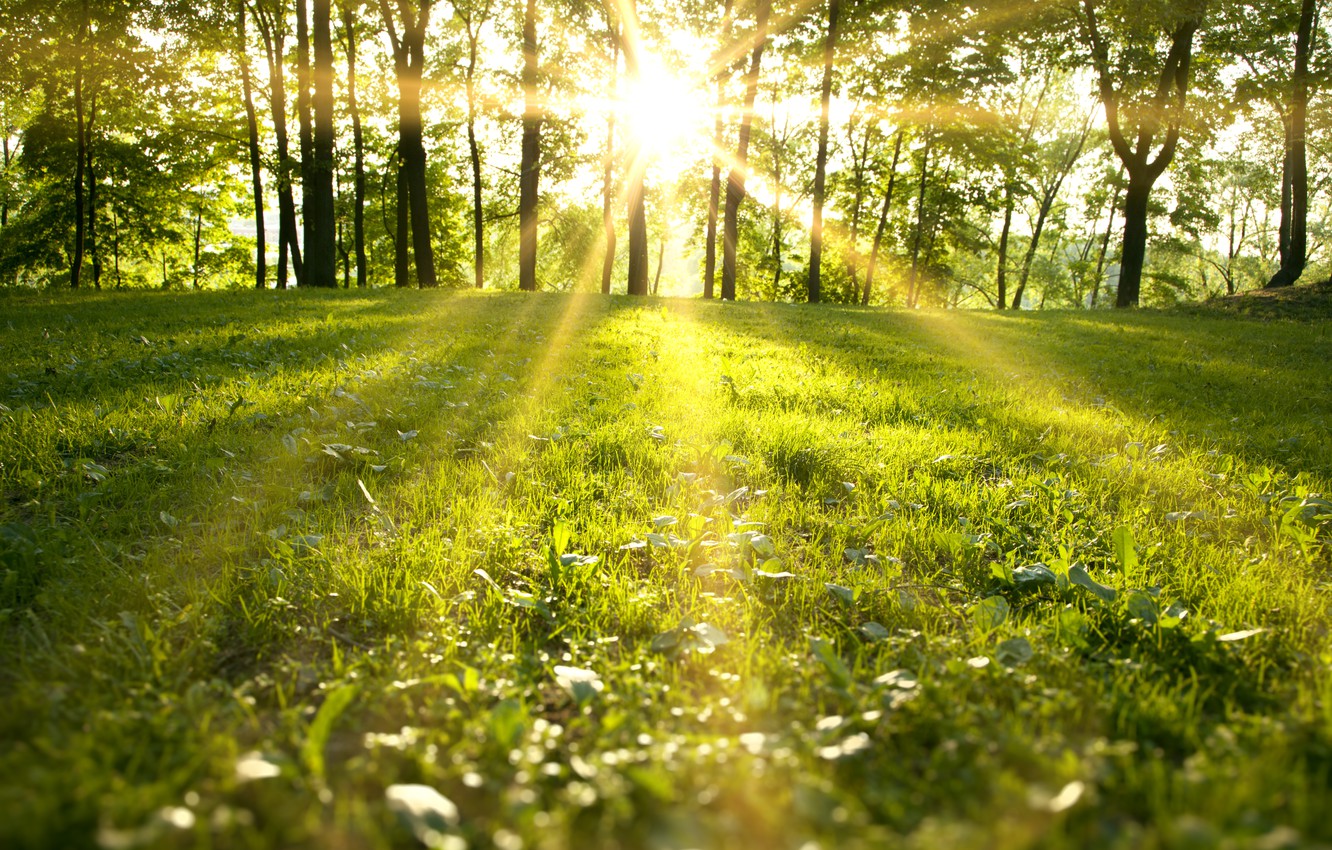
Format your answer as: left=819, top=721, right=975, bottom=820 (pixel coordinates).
left=239, top=2, right=266, bottom=289
left=845, top=121, right=872, bottom=292
left=193, top=204, right=203, bottom=289
left=601, top=27, right=619, bottom=295
left=295, top=0, right=314, bottom=284
left=722, top=0, right=771, bottom=301
left=342, top=4, right=366, bottom=287
left=652, top=233, right=665, bottom=295
left=465, top=18, right=485, bottom=289
left=256, top=7, right=302, bottom=290
left=383, top=7, right=438, bottom=289
left=2, top=135, right=10, bottom=228
left=518, top=0, right=540, bottom=291
left=71, top=10, right=87, bottom=289
left=863, top=131, right=902, bottom=306
left=623, top=0, right=649, bottom=296
left=996, top=184, right=1015, bottom=309
left=703, top=0, right=734, bottom=299
left=907, top=137, right=931, bottom=308
left=307, top=0, right=336, bottom=286
left=1090, top=175, right=1121, bottom=307
left=395, top=147, right=410, bottom=286
left=1267, top=0, right=1315, bottom=288
left=1012, top=107, right=1093, bottom=309
left=339, top=219, right=350, bottom=287
left=771, top=117, right=783, bottom=295
left=111, top=208, right=121, bottom=286
left=85, top=94, right=100, bottom=289
left=807, top=0, right=840, bottom=304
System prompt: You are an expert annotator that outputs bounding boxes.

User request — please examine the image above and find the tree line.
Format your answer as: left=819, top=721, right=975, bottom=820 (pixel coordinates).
left=0, top=0, right=1325, bottom=307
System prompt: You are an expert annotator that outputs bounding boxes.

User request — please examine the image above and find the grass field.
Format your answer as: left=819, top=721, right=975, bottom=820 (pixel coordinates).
left=1, top=289, right=1330, bottom=850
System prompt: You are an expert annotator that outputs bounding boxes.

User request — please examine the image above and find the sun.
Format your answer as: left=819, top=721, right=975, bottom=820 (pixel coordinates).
left=621, top=55, right=708, bottom=163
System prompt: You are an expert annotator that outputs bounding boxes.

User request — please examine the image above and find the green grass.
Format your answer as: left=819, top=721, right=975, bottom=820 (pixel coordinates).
left=1, top=288, right=1329, bottom=850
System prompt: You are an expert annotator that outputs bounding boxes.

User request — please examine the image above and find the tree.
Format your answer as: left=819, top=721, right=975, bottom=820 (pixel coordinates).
left=454, top=0, right=494, bottom=289
left=1080, top=0, right=1207, bottom=307
left=863, top=130, right=903, bottom=305
left=237, top=0, right=266, bottom=289
left=806, top=0, right=841, bottom=304
left=251, top=0, right=304, bottom=289
left=722, top=0, right=771, bottom=301
left=518, top=0, right=540, bottom=291
left=307, top=0, right=337, bottom=286
left=340, top=0, right=368, bottom=287
left=378, top=0, right=438, bottom=287
left=1267, top=0, right=1318, bottom=288
left=621, top=0, right=649, bottom=296
left=702, top=0, right=735, bottom=299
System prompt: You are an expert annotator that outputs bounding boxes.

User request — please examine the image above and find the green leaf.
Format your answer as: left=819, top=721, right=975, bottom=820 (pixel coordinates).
left=489, top=699, right=526, bottom=751
left=1110, top=526, right=1138, bottom=572
left=970, top=595, right=1010, bottom=631
left=551, top=520, right=572, bottom=555
left=825, top=583, right=860, bottom=606
left=1012, top=563, right=1058, bottom=586
left=810, top=637, right=852, bottom=689
left=650, top=628, right=681, bottom=654
left=1125, top=590, right=1159, bottom=625
left=858, top=622, right=891, bottom=642
left=1068, top=565, right=1117, bottom=603
left=996, top=637, right=1034, bottom=666
left=302, top=684, right=357, bottom=782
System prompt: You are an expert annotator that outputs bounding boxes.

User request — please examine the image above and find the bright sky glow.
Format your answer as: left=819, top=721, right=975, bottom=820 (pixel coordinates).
left=621, top=54, right=710, bottom=163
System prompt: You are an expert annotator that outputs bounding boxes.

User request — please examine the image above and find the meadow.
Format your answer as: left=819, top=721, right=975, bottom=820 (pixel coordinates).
left=1, top=288, right=1330, bottom=849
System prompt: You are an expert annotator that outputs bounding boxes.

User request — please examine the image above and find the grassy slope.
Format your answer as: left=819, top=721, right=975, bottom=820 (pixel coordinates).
left=0, top=289, right=1329, bottom=850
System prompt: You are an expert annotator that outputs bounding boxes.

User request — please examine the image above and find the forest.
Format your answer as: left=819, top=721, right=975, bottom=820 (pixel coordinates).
left=0, top=0, right=1325, bottom=307
left=3, top=2, right=1332, bottom=849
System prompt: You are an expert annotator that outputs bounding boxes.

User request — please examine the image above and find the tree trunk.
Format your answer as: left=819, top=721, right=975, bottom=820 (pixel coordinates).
left=1267, top=0, right=1315, bottom=288
left=601, top=27, right=619, bottom=295
left=1090, top=175, right=1121, bottom=307
left=623, top=0, right=649, bottom=296
left=111, top=208, right=121, bottom=286
left=193, top=204, right=203, bottom=289
left=382, top=4, right=438, bottom=289
left=703, top=0, right=734, bottom=299
left=71, top=10, right=87, bottom=289
left=295, top=0, right=314, bottom=285
left=652, top=233, right=665, bottom=295
left=771, top=112, right=783, bottom=295
left=806, top=0, right=840, bottom=304
left=395, top=147, right=409, bottom=286
left=255, top=7, right=302, bottom=290
left=863, top=131, right=902, bottom=306
left=996, top=184, right=1014, bottom=309
left=342, top=3, right=366, bottom=287
left=308, top=0, right=336, bottom=287
left=1012, top=106, right=1093, bottom=309
left=518, top=0, right=540, bottom=291
left=721, top=0, right=771, bottom=301
left=2, top=135, right=10, bottom=228
left=465, top=17, right=484, bottom=289
left=1116, top=175, right=1151, bottom=307
left=907, top=137, right=931, bottom=308
left=85, top=94, right=100, bottom=289
left=1083, top=2, right=1200, bottom=306
left=239, top=2, right=267, bottom=289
